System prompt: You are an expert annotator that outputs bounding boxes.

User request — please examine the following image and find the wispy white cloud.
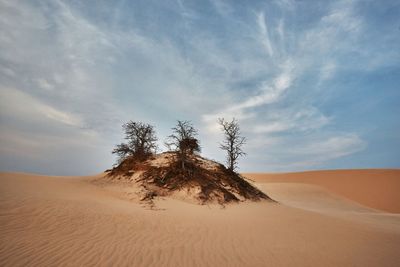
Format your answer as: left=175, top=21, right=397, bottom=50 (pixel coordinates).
left=257, top=12, right=274, bottom=57
left=234, top=62, right=294, bottom=109
left=0, top=88, right=83, bottom=127
left=253, top=107, right=330, bottom=134
left=211, top=0, right=234, bottom=17
left=1, top=0, right=397, bottom=174
left=245, top=133, right=366, bottom=171
left=274, top=0, right=295, bottom=11
left=200, top=0, right=371, bottom=170
left=202, top=59, right=294, bottom=126
left=276, top=18, right=285, bottom=42
left=299, top=0, right=363, bottom=55
left=296, top=133, right=366, bottom=160
left=253, top=122, right=291, bottom=134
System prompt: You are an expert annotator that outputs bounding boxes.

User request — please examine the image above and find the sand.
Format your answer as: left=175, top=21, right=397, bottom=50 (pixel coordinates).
left=244, top=169, right=400, bottom=213
left=1, top=170, right=400, bottom=266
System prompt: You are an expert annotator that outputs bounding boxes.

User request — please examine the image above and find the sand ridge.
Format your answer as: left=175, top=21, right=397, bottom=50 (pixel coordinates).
left=245, top=169, right=400, bottom=213
left=1, top=170, right=400, bottom=266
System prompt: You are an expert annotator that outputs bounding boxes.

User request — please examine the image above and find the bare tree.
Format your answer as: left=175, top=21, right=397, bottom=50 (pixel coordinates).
left=166, top=120, right=200, bottom=170
left=112, top=121, right=157, bottom=163
left=112, top=143, right=132, bottom=164
left=218, top=118, right=246, bottom=171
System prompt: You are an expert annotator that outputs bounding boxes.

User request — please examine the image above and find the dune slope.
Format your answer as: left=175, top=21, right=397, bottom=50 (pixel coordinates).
left=1, top=171, right=400, bottom=267
left=245, top=169, right=400, bottom=213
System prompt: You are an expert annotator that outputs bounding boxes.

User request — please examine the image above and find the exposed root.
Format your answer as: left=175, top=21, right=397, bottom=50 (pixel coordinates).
left=106, top=152, right=274, bottom=206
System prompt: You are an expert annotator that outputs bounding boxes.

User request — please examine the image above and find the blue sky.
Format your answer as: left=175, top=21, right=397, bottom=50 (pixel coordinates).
left=0, top=0, right=399, bottom=175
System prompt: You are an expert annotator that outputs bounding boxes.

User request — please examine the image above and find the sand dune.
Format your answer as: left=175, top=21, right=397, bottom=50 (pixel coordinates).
left=245, top=169, right=400, bottom=213
left=1, top=171, right=400, bottom=266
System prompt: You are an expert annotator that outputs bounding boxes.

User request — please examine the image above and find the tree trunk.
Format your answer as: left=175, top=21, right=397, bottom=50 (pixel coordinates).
left=180, top=149, right=186, bottom=170
left=229, top=141, right=234, bottom=171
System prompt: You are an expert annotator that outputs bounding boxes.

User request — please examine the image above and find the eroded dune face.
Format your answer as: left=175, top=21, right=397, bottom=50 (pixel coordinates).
left=1, top=171, right=400, bottom=267
left=104, top=152, right=271, bottom=205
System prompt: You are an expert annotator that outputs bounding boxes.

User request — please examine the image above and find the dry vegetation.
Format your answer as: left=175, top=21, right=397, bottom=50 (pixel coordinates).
left=105, top=152, right=273, bottom=206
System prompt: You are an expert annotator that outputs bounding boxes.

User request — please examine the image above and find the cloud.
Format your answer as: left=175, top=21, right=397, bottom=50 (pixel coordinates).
left=0, top=0, right=123, bottom=174
left=0, top=86, right=108, bottom=175
left=253, top=122, right=291, bottom=134
left=257, top=12, right=274, bottom=57
left=319, top=61, right=337, bottom=82
left=36, top=78, right=54, bottom=91
left=2, top=0, right=398, bottom=174
left=202, top=59, right=294, bottom=127
left=0, top=88, right=82, bottom=127
left=234, top=64, right=293, bottom=109
left=200, top=0, right=373, bottom=171
left=293, top=133, right=366, bottom=159
left=0, top=66, right=15, bottom=77
left=211, top=0, right=234, bottom=17
left=253, top=107, right=330, bottom=134
left=244, top=132, right=366, bottom=171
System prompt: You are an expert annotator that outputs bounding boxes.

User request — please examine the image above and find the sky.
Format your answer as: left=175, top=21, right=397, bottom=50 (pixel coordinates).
left=0, top=0, right=399, bottom=175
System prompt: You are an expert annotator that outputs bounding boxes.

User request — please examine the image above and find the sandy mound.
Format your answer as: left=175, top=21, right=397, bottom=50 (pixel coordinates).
left=103, top=152, right=272, bottom=205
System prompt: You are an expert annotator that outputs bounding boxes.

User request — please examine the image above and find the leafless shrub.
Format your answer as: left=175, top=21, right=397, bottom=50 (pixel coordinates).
left=112, top=121, right=158, bottom=164
left=218, top=118, right=246, bottom=171
left=165, top=120, right=200, bottom=170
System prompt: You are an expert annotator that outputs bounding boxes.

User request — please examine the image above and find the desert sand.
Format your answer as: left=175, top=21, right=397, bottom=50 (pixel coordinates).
left=245, top=169, right=400, bottom=213
left=1, top=170, right=400, bottom=266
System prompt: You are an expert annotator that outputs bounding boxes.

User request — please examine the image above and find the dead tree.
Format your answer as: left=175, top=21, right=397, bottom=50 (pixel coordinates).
left=112, top=121, right=158, bottom=163
left=112, top=143, right=132, bottom=164
left=218, top=118, right=246, bottom=171
left=166, top=120, right=200, bottom=170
